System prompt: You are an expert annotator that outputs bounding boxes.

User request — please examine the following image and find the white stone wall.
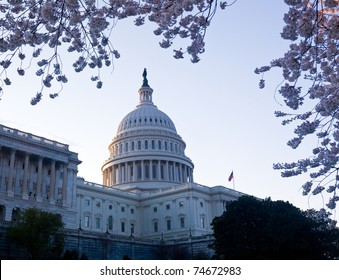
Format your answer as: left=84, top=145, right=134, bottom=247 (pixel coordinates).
left=0, top=124, right=80, bottom=229
left=76, top=181, right=243, bottom=240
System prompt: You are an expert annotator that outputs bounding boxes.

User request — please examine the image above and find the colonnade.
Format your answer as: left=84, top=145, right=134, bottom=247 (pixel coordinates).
left=103, top=159, right=193, bottom=186
left=0, top=146, right=71, bottom=205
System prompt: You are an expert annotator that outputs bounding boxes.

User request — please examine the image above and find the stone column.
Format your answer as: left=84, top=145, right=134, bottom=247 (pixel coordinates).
left=7, top=149, right=16, bottom=197
left=62, top=164, right=68, bottom=206
left=36, top=157, right=43, bottom=202
left=141, top=160, right=145, bottom=180
left=174, top=163, right=178, bottom=182
left=107, top=167, right=111, bottom=186
left=189, top=168, right=193, bottom=183
left=124, top=163, right=127, bottom=182
left=169, top=162, right=173, bottom=181
left=22, top=153, right=30, bottom=199
left=149, top=160, right=153, bottom=180
left=133, top=161, right=137, bottom=181
left=103, top=169, right=107, bottom=186
left=112, top=165, right=115, bottom=184
left=165, top=161, right=169, bottom=181
left=118, top=164, right=122, bottom=184
left=183, top=165, right=187, bottom=183
left=49, top=160, right=56, bottom=204
left=191, top=168, right=194, bottom=182
left=126, top=162, right=130, bottom=183
left=108, top=168, right=111, bottom=186
left=157, top=160, right=161, bottom=180
left=179, top=163, right=182, bottom=183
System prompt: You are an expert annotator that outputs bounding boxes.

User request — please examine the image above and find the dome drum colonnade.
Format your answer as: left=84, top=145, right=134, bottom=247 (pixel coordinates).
left=101, top=69, right=194, bottom=188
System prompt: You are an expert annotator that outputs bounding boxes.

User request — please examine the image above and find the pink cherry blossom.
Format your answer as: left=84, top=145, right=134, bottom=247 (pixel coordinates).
left=257, top=0, right=339, bottom=209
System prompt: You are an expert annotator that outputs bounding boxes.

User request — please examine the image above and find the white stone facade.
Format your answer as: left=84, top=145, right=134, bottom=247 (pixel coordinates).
left=0, top=124, right=80, bottom=228
left=0, top=71, right=245, bottom=241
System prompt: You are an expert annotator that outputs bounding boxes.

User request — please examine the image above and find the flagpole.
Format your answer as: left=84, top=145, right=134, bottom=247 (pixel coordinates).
left=233, top=172, right=235, bottom=190
left=228, top=171, right=235, bottom=189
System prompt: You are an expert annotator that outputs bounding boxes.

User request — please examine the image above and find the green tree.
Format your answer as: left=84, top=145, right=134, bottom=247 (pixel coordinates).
left=7, top=207, right=65, bottom=259
left=211, top=196, right=339, bottom=260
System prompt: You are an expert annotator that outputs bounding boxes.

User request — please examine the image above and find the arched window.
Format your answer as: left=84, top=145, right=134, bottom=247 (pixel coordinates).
left=145, top=140, right=148, bottom=149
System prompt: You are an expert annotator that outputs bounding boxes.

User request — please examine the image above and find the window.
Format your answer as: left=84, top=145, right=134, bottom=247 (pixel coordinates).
left=130, top=223, right=135, bottom=235
left=130, top=208, right=134, bottom=214
left=151, top=140, right=155, bottom=149
left=166, top=219, right=172, bottom=231
left=96, top=201, right=101, bottom=208
left=200, top=201, right=204, bottom=208
left=137, top=165, right=142, bottom=179
left=145, top=140, right=148, bottom=149
left=153, top=221, right=158, bottom=233
left=109, top=204, right=113, bottom=210
left=158, top=140, right=162, bottom=150
left=85, top=199, right=90, bottom=206
left=152, top=164, right=157, bottom=179
left=95, top=217, right=101, bottom=229
left=121, top=206, right=125, bottom=212
left=165, top=141, right=168, bottom=150
left=108, top=216, right=113, bottom=230
left=84, top=216, right=90, bottom=228
left=138, top=141, right=141, bottom=150
left=131, top=141, right=135, bottom=151
left=121, top=221, right=125, bottom=232
left=130, top=165, right=133, bottom=178
left=153, top=207, right=157, bottom=213
left=180, top=217, right=185, bottom=228
left=145, top=163, right=150, bottom=179
left=179, top=201, right=184, bottom=208
left=125, top=142, right=128, bottom=152
left=200, top=216, right=205, bottom=228
left=166, top=204, right=170, bottom=210
left=160, top=165, right=164, bottom=179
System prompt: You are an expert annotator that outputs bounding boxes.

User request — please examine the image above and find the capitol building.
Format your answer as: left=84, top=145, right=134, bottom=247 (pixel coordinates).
left=0, top=70, right=246, bottom=258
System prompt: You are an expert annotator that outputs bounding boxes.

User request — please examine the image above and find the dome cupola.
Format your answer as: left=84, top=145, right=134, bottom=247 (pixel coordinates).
left=101, top=69, right=194, bottom=191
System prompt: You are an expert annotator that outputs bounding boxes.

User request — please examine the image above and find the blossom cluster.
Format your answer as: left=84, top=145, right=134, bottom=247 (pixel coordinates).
left=0, top=0, right=234, bottom=103
left=256, top=0, right=339, bottom=209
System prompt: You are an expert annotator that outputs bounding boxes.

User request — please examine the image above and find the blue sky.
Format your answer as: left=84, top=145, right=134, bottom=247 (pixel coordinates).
left=0, top=0, right=334, bottom=214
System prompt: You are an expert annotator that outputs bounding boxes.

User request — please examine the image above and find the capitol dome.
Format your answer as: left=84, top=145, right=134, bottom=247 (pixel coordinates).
left=116, top=99, right=177, bottom=135
left=101, top=69, right=194, bottom=191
